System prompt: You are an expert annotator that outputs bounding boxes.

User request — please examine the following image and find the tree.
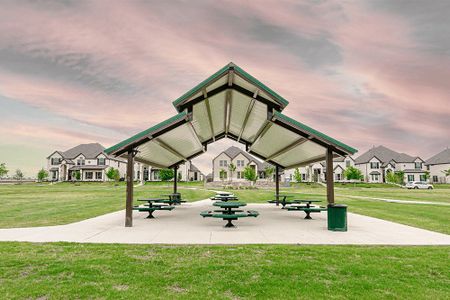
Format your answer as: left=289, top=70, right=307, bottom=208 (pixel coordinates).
left=14, top=169, right=24, bottom=184
left=159, top=169, right=174, bottom=182
left=106, top=167, right=120, bottom=185
left=442, top=169, right=450, bottom=177
left=394, top=171, right=405, bottom=185
left=0, top=163, right=8, bottom=178
left=264, top=166, right=275, bottom=182
left=243, top=166, right=257, bottom=184
left=386, top=170, right=397, bottom=184
left=74, top=170, right=81, bottom=181
left=228, top=163, right=236, bottom=182
left=219, top=168, right=227, bottom=182
left=423, top=171, right=430, bottom=182
left=37, top=168, right=48, bottom=182
left=293, top=168, right=302, bottom=183
left=343, top=166, right=363, bottom=181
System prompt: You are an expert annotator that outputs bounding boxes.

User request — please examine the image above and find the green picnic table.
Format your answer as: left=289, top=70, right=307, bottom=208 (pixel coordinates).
left=267, top=194, right=294, bottom=207
left=134, top=198, right=175, bottom=218
left=200, top=201, right=259, bottom=228
left=160, top=194, right=186, bottom=205
left=210, top=195, right=239, bottom=201
left=286, top=200, right=326, bottom=219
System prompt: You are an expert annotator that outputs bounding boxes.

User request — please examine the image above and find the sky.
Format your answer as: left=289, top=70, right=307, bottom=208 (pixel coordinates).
left=0, top=0, right=449, bottom=177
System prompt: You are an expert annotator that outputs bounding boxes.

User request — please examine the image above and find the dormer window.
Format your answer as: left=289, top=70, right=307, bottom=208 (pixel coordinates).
left=77, top=158, right=85, bottom=166
left=370, top=162, right=379, bottom=169
left=98, top=157, right=106, bottom=165
left=415, top=162, right=422, bottom=169
left=219, top=160, right=228, bottom=167
left=345, top=160, right=350, bottom=167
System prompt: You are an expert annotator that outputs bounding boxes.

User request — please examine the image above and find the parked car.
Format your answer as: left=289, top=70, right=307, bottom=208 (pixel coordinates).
left=405, top=181, right=433, bottom=189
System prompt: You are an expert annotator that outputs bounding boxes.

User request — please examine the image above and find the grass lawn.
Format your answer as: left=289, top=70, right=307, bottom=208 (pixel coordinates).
left=0, top=182, right=214, bottom=228
left=1, top=182, right=449, bottom=234
left=0, top=242, right=449, bottom=299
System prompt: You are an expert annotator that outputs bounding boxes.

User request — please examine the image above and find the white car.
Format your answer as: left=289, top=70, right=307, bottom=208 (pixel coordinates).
left=405, top=181, right=433, bottom=189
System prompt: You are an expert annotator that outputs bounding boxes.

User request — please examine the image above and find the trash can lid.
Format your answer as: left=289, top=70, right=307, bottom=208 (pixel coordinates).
left=328, top=203, right=347, bottom=208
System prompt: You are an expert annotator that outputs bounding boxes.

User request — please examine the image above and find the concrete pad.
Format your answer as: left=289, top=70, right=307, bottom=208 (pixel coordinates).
left=0, top=200, right=449, bottom=245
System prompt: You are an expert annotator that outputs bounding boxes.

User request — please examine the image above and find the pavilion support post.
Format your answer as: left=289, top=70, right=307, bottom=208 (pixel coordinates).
left=173, top=165, right=178, bottom=194
left=326, top=148, right=335, bottom=204
left=125, top=149, right=135, bottom=227
left=275, top=166, right=280, bottom=206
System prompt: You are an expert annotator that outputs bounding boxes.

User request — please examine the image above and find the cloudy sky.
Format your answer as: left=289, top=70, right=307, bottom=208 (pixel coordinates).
left=1, top=0, right=449, bottom=176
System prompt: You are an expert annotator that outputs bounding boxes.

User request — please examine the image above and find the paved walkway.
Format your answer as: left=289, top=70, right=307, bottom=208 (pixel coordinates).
left=1, top=200, right=449, bottom=245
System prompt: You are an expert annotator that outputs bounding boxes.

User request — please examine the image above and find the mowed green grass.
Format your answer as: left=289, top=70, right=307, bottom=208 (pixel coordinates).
left=222, top=184, right=450, bottom=234
left=0, top=242, right=449, bottom=299
left=0, top=182, right=449, bottom=234
left=0, top=182, right=214, bottom=228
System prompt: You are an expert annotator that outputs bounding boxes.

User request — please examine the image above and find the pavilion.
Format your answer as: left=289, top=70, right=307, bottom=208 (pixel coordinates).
left=105, top=62, right=357, bottom=227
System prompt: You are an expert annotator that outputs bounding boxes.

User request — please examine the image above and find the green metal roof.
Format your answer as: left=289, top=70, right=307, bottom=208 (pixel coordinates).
left=172, top=62, right=289, bottom=111
left=104, top=111, right=188, bottom=155
left=273, top=111, right=357, bottom=155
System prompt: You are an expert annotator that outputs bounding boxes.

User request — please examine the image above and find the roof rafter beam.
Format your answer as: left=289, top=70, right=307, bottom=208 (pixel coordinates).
left=224, top=89, right=232, bottom=135
left=203, top=89, right=216, bottom=142
left=187, top=121, right=205, bottom=151
left=248, top=122, right=273, bottom=151
left=133, top=157, right=168, bottom=169
left=154, top=138, right=187, bottom=162
left=283, top=153, right=327, bottom=170
left=265, top=137, right=309, bottom=162
left=237, top=98, right=256, bottom=141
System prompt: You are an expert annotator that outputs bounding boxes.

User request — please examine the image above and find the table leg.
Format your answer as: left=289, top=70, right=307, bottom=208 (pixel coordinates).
left=304, top=202, right=312, bottom=219
left=147, top=210, right=155, bottom=219
left=225, top=219, right=235, bottom=228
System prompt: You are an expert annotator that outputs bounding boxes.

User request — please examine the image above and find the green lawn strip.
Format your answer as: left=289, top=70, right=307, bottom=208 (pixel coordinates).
left=0, top=183, right=214, bottom=228
left=0, top=242, right=448, bottom=299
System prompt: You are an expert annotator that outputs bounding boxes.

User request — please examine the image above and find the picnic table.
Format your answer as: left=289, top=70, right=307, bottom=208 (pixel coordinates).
left=210, top=195, right=239, bottom=201
left=200, top=201, right=259, bottom=228
left=286, top=200, right=326, bottom=219
left=267, top=194, right=294, bottom=207
left=160, top=193, right=186, bottom=205
left=133, top=198, right=175, bottom=218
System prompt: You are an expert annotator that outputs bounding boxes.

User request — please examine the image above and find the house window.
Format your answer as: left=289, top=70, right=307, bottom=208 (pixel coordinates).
left=95, top=172, right=102, bottom=180
left=407, top=175, right=414, bottom=182
left=370, top=162, right=379, bottom=169
left=219, top=160, right=228, bottom=167
left=237, top=160, right=245, bottom=167
left=415, top=162, right=422, bottom=169
left=336, top=174, right=342, bottom=181
left=237, top=171, right=242, bottom=179
left=77, top=159, right=85, bottom=166
left=85, top=171, right=93, bottom=180
left=432, top=175, right=438, bottom=183
left=220, top=171, right=227, bottom=179
left=301, top=174, right=306, bottom=181
left=371, top=174, right=379, bottom=181
left=51, top=158, right=61, bottom=165
left=259, top=172, right=265, bottom=179
left=98, top=157, right=106, bottom=165
left=419, top=175, right=426, bottom=181
left=345, top=160, right=350, bottom=167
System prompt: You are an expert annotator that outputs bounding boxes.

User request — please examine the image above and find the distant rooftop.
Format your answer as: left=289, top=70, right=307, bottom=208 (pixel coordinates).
left=354, top=145, right=418, bottom=165
left=425, top=148, right=450, bottom=165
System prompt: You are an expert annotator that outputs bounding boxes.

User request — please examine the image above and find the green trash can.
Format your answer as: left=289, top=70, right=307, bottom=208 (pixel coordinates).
left=327, top=204, right=347, bottom=231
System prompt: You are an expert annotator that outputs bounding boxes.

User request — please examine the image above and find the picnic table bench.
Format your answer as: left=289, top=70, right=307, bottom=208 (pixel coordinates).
left=210, top=195, right=239, bottom=201
left=267, top=194, right=294, bottom=207
left=160, top=194, right=186, bottom=205
left=134, top=198, right=175, bottom=218
left=286, top=200, right=326, bottom=219
left=200, top=201, right=259, bottom=227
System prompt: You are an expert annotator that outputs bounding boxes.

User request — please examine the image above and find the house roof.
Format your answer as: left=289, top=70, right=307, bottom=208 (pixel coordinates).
left=69, top=165, right=108, bottom=171
left=369, top=171, right=381, bottom=175
left=425, top=148, right=450, bottom=165
left=220, top=146, right=271, bottom=171
left=403, top=169, right=426, bottom=173
left=62, top=143, right=107, bottom=159
left=355, top=145, right=418, bottom=165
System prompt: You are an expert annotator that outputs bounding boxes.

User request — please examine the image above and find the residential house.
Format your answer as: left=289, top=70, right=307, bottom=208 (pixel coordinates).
left=354, top=145, right=426, bottom=183
left=47, top=143, right=204, bottom=182
left=47, top=143, right=137, bottom=182
left=425, top=148, right=450, bottom=183
left=284, top=156, right=355, bottom=183
left=212, top=146, right=272, bottom=182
